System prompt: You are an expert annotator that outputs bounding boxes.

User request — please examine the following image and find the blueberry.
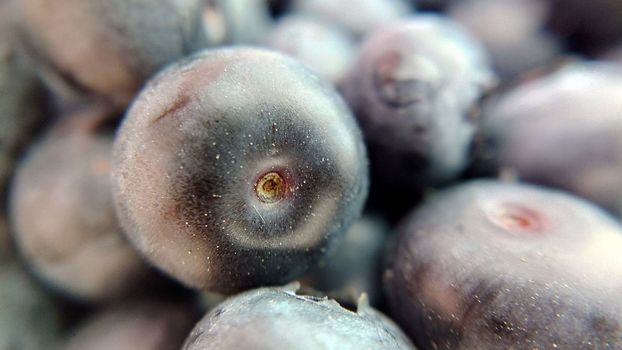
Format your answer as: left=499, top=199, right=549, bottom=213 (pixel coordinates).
left=0, top=263, right=60, bottom=349
left=266, top=15, right=356, bottom=84
left=385, top=180, right=622, bottom=349
left=10, top=108, right=156, bottom=301
left=341, top=15, right=495, bottom=191
left=183, top=283, right=415, bottom=349
left=18, top=0, right=208, bottom=107
left=448, top=0, right=560, bottom=81
left=409, top=0, right=451, bottom=12
left=112, top=47, right=369, bottom=293
left=481, top=63, right=622, bottom=217
left=292, top=0, right=412, bottom=37
left=64, top=300, right=200, bottom=350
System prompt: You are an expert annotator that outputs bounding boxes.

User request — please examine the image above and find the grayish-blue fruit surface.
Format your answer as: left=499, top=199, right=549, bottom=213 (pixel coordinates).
left=11, top=114, right=155, bottom=301
left=183, top=284, right=416, bottom=350
left=385, top=180, right=622, bottom=349
left=342, top=15, right=495, bottom=189
left=112, top=47, right=369, bottom=293
left=481, top=63, right=622, bottom=217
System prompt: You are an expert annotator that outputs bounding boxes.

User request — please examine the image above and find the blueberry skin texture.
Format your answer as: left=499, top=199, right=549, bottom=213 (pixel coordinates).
left=10, top=116, right=155, bottom=301
left=18, top=0, right=208, bottom=107
left=112, top=47, right=369, bottom=293
left=385, top=180, right=622, bottom=349
left=341, top=16, right=495, bottom=190
left=64, top=300, right=200, bottom=350
left=183, top=284, right=415, bottom=349
left=481, top=63, right=622, bottom=217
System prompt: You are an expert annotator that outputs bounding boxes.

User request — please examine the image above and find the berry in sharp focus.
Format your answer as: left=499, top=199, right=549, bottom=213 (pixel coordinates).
left=112, top=47, right=369, bottom=293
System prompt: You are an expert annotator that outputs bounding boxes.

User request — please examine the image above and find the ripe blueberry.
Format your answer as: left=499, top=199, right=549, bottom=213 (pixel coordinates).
left=183, top=283, right=415, bottom=349
left=64, top=300, right=200, bottom=350
left=385, top=180, right=622, bottom=349
left=112, top=47, right=369, bottom=293
left=19, top=0, right=208, bottom=106
left=10, top=109, right=156, bottom=301
left=481, top=63, right=622, bottom=217
left=341, top=16, right=495, bottom=192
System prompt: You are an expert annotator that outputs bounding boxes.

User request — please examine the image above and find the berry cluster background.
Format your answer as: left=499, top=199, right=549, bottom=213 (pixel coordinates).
left=1, top=0, right=622, bottom=349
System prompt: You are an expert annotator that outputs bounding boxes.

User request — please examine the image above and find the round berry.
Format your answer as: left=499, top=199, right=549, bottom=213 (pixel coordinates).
left=112, top=47, right=369, bottom=293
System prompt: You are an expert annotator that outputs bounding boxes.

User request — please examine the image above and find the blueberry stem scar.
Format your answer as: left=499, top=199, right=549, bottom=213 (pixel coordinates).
left=255, top=172, right=286, bottom=203
left=491, top=203, right=544, bottom=232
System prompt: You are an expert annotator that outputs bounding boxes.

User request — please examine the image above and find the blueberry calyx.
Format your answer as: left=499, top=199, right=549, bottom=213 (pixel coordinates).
left=255, top=171, right=286, bottom=204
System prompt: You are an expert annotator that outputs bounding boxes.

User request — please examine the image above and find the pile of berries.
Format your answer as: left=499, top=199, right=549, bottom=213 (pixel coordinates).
left=2, top=0, right=622, bottom=349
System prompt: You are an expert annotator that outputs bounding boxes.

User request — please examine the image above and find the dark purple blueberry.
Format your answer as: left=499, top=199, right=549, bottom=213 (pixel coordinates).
left=63, top=300, right=200, bottom=350
left=112, top=47, right=369, bottom=293
left=18, top=0, right=208, bottom=107
left=448, top=0, right=560, bottom=81
left=481, top=62, right=622, bottom=217
left=292, top=0, right=412, bottom=37
left=302, top=214, right=390, bottom=305
left=183, top=283, right=415, bottom=349
left=0, top=263, right=60, bottom=349
left=341, top=15, right=495, bottom=191
left=385, top=180, right=622, bottom=349
left=10, top=109, right=156, bottom=301
left=266, top=15, right=356, bottom=84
